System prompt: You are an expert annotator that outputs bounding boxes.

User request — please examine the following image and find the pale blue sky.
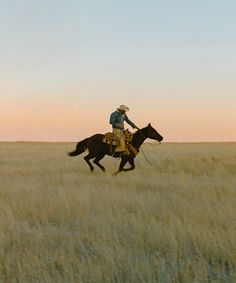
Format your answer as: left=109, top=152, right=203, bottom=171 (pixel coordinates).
left=1, top=0, right=236, bottom=141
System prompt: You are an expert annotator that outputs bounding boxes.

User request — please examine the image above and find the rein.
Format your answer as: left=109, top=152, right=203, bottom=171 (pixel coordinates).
left=136, top=128, right=161, bottom=166
left=146, top=140, right=161, bottom=146
left=140, top=147, right=153, bottom=166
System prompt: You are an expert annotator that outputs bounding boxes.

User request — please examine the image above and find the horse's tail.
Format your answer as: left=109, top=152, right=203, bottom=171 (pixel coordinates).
left=68, top=138, right=89, bottom=156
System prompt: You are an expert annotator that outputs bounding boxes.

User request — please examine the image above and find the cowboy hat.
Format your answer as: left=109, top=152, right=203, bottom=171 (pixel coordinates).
left=117, top=105, right=129, bottom=112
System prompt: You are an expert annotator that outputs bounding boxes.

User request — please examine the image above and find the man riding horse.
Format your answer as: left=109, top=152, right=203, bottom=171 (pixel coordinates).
left=109, top=105, right=138, bottom=154
left=68, top=105, right=163, bottom=174
left=68, top=120, right=163, bottom=174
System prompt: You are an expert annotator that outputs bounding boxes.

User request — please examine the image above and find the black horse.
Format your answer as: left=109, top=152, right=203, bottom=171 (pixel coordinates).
left=68, top=123, right=163, bottom=175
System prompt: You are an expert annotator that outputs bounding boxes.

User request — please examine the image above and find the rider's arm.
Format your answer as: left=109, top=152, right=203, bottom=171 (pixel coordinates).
left=124, top=114, right=138, bottom=129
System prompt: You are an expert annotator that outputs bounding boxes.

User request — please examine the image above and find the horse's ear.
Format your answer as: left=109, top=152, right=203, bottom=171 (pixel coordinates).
left=148, top=123, right=151, bottom=126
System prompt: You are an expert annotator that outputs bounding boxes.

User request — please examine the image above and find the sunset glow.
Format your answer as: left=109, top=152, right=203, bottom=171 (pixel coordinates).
left=1, top=1, right=235, bottom=142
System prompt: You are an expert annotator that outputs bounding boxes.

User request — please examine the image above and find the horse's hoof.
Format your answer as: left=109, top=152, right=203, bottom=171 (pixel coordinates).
left=112, top=171, right=120, bottom=176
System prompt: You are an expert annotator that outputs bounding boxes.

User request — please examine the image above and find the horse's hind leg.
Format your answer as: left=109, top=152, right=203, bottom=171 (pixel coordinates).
left=93, top=153, right=106, bottom=172
left=84, top=153, right=95, bottom=172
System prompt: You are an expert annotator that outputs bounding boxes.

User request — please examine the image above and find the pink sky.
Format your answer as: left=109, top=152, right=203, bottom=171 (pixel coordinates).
left=1, top=84, right=235, bottom=142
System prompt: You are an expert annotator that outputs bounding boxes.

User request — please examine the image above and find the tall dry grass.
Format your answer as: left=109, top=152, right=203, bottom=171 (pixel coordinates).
left=0, top=142, right=236, bottom=282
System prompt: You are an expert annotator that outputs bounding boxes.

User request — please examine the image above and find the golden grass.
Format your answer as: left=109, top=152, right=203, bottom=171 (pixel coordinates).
left=0, top=142, right=236, bottom=282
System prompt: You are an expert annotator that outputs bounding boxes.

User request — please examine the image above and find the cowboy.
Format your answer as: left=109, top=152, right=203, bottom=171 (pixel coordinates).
left=109, top=105, right=138, bottom=153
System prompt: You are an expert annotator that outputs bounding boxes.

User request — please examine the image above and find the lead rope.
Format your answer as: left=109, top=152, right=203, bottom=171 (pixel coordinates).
left=136, top=127, right=155, bottom=166
left=140, top=147, right=153, bottom=166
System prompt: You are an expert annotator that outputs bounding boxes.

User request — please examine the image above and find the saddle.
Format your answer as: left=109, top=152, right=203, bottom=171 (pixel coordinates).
left=102, top=129, right=138, bottom=156
left=102, top=129, right=133, bottom=145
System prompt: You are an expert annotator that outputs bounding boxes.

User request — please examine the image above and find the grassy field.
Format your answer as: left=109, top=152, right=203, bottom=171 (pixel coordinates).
left=0, top=142, right=236, bottom=282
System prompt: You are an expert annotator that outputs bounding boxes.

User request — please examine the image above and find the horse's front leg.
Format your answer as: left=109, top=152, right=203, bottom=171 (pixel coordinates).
left=113, top=157, right=128, bottom=176
left=122, top=158, right=135, bottom=172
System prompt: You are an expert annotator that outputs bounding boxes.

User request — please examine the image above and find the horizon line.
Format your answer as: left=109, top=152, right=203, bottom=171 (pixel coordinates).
left=0, top=140, right=235, bottom=144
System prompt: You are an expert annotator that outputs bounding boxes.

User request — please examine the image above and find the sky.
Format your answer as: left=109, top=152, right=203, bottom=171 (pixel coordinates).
left=1, top=0, right=236, bottom=142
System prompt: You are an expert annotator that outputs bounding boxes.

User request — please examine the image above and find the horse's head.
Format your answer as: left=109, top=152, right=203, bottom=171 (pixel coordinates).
left=145, top=123, right=163, bottom=143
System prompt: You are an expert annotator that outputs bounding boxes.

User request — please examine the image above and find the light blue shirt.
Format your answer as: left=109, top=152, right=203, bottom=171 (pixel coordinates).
left=109, top=111, right=136, bottom=130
